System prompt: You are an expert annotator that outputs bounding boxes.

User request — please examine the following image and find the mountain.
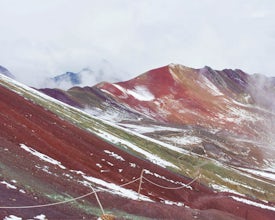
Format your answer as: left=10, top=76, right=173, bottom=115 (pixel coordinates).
left=53, top=71, right=81, bottom=85
left=0, top=66, right=275, bottom=219
left=0, top=65, right=15, bottom=79
left=41, top=64, right=275, bottom=168
left=42, top=61, right=122, bottom=90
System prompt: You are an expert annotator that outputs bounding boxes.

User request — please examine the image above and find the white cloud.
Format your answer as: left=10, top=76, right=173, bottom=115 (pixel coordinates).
left=1, top=0, right=275, bottom=87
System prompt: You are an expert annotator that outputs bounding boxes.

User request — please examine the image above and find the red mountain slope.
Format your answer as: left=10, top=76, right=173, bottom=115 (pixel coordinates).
left=97, top=64, right=270, bottom=136
left=95, top=64, right=275, bottom=168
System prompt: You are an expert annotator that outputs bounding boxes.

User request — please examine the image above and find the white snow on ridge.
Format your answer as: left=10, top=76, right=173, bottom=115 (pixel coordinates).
left=127, top=86, right=155, bottom=101
left=112, top=84, right=128, bottom=99
left=162, top=136, right=202, bottom=146
left=20, top=144, right=66, bottom=169
left=239, top=168, right=275, bottom=182
left=3, top=215, right=22, bottom=220
left=104, top=150, right=125, bottom=161
left=81, top=174, right=152, bottom=202
left=162, top=200, right=185, bottom=206
left=144, top=169, right=192, bottom=190
left=211, top=183, right=244, bottom=196
left=117, top=123, right=183, bottom=134
left=0, top=181, right=26, bottom=194
left=228, top=106, right=258, bottom=123
left=112, top=84, right=155, bottom=101
left=3, top=214, right=47, bottom=220
left=0, top=181, right=17, bottom=189
left=231, top=196, right=275, bottom=212
left=217, top=105, right=259, bottom=124
left=97, top=117, right=188, bottom=155
left=91, top=128, right=179, bottom=169
left=199, top=75, right=223, bottom=96
left=34, top=214, right=47, bottom=220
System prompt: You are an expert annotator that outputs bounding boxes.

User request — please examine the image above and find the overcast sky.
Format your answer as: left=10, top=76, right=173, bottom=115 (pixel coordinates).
left=1, top=0, right=275, bottom=86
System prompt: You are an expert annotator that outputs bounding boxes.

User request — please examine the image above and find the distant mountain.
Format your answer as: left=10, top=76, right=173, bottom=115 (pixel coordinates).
left=42, top=61, right=122, bottom=90
left=0, top=65, right=15, bottom=79
left=53, top=71, right=81, bottom=85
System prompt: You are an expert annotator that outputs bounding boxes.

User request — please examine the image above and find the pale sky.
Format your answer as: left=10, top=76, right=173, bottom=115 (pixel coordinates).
left=1, top=0, right=275, bottom=86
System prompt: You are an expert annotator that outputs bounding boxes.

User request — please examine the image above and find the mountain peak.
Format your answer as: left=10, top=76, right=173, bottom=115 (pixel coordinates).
left=40, top=61, right=122, bottom=90
left=54, top=71, right=81, bottom=85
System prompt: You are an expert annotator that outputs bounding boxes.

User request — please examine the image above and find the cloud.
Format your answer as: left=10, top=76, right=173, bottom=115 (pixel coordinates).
left=1, top=0, right=275, bottom=87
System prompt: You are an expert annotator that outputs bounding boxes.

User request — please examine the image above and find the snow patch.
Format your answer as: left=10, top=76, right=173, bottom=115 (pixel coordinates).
left=106, top=161, right=114, bottom=166
left=34, top=214, right=47, bottom=220
left=162, top=135, right=202, bottom=146
left=96, top=163, right=103, bottom=168
left=112, top=84, right=155, bottom=101
left=0, top=181, right=27, bottom=194
left=162, top=200, right=185, bottom=206
left=112, top=84, right=129, bottom=99
left=81, top=175, right=152, bottom=202
left=239, top=168, right=275, bottom=181
left=227, top=106, right=259, bottom=123
left=144, top=169, right=192, bottom=190
left=93, top=118, right=188, bottom=155
left=130, top=163, right=137, bottom=168
left=91, top=128, right=178, bottom=169
left=3, top=215, right=22, bottom=220
left=20, top=144, right=66, bottom=169
left=211, top=184, right=243, bottom=196
left=19, top=189, right=26, bottom=194
left=100, top=170, right=110, bottom=173
left=117, top=123, right=183, bottom=134
left=0, top=181, right=17, bottom=189
left=199, top=75, right=223, bottom=96
left=231, top=196, right=275, bottom=212
left=104, top=150, right=125, bottom=161
left=127, top=86, right=155, bottom=101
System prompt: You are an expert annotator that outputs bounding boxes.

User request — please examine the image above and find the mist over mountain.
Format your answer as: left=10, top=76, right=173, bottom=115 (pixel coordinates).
left=41, top=60, right=123, bottom=90
left=0, top=65, right=15, bottom=79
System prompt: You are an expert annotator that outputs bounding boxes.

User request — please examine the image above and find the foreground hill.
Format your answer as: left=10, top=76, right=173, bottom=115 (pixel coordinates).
left=1, top=66, right=275, bottom=219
